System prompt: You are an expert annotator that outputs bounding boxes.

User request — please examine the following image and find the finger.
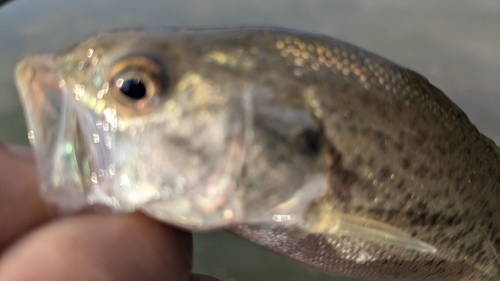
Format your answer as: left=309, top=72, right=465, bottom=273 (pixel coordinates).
left=0, top=144, right=52, bottom=248
left=0, top=212, right=193, bottom=281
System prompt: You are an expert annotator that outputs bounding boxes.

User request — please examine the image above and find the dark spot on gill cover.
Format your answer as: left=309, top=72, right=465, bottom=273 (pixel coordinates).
left=298, top=128, right=321, bottom=155
left=322, top=134, right=359, bottom=201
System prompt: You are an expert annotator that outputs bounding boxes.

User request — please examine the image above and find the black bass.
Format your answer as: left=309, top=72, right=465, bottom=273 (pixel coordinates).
left=15, top=28, right=500, bottom=281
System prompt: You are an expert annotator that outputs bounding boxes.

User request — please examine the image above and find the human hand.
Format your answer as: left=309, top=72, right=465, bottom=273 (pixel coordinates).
left=0, top=143, right=218, bottom=281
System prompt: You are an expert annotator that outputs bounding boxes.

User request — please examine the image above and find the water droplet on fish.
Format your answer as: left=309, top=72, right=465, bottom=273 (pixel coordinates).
left=27, top=130, right=35, bottom=145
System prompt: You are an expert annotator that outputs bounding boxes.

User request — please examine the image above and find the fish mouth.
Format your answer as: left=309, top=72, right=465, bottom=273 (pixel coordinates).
left=15, top=55, right=100, bottom=212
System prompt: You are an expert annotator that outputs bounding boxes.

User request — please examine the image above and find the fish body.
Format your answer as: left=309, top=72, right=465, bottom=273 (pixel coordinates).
left=15, top=27, right=500, bottom=280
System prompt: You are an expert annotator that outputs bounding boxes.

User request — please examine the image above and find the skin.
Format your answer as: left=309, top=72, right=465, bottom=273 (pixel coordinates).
left=0, top=143, right=218, bottom=281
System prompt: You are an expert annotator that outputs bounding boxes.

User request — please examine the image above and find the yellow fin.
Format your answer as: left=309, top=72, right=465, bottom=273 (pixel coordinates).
left=301, top=209, right=437, bottom=254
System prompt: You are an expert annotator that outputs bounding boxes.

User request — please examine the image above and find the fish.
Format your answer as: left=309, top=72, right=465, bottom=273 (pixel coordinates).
left=14, top=27, right=500, bottom=281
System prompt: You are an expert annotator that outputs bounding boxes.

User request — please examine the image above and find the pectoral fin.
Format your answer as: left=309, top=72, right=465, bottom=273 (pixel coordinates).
left=300, top=206, right=437, bottom=254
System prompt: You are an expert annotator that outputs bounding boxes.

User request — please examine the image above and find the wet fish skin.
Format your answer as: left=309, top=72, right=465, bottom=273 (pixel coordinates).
left=211, top=28, right=500, bottom=280
left=15, top=28, right=500, bottom=280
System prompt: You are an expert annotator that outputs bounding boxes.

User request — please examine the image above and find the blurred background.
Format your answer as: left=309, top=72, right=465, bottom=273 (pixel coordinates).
left=0, top=0, right=499, bottom=280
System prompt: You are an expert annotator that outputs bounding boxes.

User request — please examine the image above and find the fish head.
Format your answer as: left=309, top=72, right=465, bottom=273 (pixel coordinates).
left=15, top=29, right=325, bottom=229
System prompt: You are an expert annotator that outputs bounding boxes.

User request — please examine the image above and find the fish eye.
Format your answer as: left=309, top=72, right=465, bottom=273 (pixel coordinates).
left=118, top=77, right=147, bottom=100
left=109, top=56, right=167, bottom=110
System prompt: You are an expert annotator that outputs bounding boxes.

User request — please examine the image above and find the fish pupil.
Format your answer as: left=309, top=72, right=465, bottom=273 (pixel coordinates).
left=120, top=79, right=146, bottom=99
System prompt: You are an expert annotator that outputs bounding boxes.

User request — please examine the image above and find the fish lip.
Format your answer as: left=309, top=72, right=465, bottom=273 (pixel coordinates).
left=15, top=54, right=61, bottom=183
left=15, top=55, right=90, bottom=212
